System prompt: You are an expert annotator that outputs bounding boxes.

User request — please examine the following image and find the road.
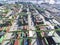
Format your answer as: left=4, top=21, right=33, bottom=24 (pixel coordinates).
left=41, top=6, right=60, bottom=44
left=27, top=7, right=38, bottom=45
left=6, top=10, right=13, bottom=17
left=2, top=15, right=19, bottom=45
left=2, top=4, right=23, bottom=45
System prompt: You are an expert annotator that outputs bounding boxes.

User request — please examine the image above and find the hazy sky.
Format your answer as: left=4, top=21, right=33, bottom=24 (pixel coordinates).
left=0, top=0, right=52, bottom=1
left=0, top=0, right=60, bottom=3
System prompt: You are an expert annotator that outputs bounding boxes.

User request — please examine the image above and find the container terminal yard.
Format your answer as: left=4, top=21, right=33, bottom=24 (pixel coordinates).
left=0, top=0, right=60, bottom=45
